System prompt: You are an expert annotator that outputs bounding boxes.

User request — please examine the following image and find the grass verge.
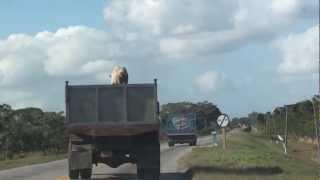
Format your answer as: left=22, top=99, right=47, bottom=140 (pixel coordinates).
left=180, top=132, right=320, bottom=180
left=0, top=152, right=66, bottom=171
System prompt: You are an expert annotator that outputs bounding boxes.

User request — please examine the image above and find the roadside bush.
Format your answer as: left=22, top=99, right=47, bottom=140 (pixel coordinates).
left=0, top=104, right=67, bottom=160
left=198, top=128, right=213, bottom=136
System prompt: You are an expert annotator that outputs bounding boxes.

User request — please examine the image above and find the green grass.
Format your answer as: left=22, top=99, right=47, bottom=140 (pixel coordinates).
left=180, top=132, right=320, bottom=180
left=0, top=152, right=66, bottom=170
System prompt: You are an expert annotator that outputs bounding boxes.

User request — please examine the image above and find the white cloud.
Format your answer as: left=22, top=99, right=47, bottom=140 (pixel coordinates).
left=104, top=0, right=318, bottom=58
left=40, top=26, right=118, bottom=76
left=274, top=25, right=319, bottom=74
left=0, top=26, right=119, bottom=109
left=271, top=0, right=300, bottom=15
left=195, top=71, right=220, bottom=93
left=171, top=24, right=195, bottom=35
left=81, top=60, right=114, bottom=74
left=0, top=0, right=318, bottom=114
left=104, top=0, right=236, bottom=35
left=0, top=34, right=46, bottom=86
left=0, top=26, right=117, bottom=83
left=159, top=30, right=243, bottom=58
left=104, top=0, right=165, bottom=34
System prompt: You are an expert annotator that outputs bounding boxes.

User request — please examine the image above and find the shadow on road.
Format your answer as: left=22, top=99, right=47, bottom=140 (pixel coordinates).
left=90, top=166, right=283, bottom=179
left=185, top=166, right=283, bottom=176
left=91, top=172, right=192, bottom=180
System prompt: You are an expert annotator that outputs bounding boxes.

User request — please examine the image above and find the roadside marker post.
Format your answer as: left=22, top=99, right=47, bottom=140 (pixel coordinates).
left=211, top=131, right=218, bottom=146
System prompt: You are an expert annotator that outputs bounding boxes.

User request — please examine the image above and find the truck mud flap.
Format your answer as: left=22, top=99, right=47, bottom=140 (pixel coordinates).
left=69, top=144, right=92, bottom=170
left=136, top=145, right=160, bottom=180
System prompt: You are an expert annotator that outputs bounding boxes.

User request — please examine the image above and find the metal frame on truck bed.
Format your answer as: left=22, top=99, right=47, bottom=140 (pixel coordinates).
left=65, top=79, right=160, bottom=180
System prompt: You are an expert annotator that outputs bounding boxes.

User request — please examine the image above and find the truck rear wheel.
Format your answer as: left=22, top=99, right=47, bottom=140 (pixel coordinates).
left=80, top=168, right=92, bottom=179
left=189, top=140, right=196, bottom=146
left=69, top=169, right=80, bottom=179
left=168, top=141, right=174, bottom=147
left=140, top=167, right=160, bottom=180
left=137, top=164, right=143, bottom=179
left=136, top=132, right=160, bottom=180
left=137, top=162, right=160, bottom=180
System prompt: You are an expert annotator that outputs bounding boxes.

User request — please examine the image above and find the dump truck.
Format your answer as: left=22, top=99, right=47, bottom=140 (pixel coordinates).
left=166, top=113, right=197, bottom=147
left=65, top=79, right=160, bottom=180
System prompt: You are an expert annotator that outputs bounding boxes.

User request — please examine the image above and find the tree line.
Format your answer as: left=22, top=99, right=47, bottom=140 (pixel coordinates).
left=232, top=99, right=319, bottom=139
left=0, top=104, right=66, bottom=160
left=2, top=98, right=316, bottom=160
left=0, top=100, right=223, bottom=160
left=160, top=101, right=222, bottom=134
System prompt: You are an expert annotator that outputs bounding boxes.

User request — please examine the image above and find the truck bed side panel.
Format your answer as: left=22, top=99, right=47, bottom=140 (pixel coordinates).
left=66, top=84, right=158, bottom=136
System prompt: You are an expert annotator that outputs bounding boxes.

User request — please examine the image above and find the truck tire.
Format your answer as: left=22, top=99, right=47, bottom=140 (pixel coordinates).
left=143, top=167, right=160, bottom=180
left=136, top=132, right=160, bottom=180
left=168, top=142, right=174, bottom=147
left=137, top=164, right=143, bottom=179
left=69, top=169, right=79, bottom=179
left=80, top=168, right=92, bottom=179
left=137, top=163, right=160, bottom=180
left=190, top=140, right=196, bottom=146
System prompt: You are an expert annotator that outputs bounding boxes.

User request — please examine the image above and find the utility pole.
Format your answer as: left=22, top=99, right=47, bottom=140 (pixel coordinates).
left=265, top=115, right=267, bottom=136
left=310, top=100, right=319, bottom=160
left=280, top=110, right=282, bottom=136
left=267, top=113, right=271, bottom=137
left=318, top=103, right=320, bottom=160
left=266, top=114, right=269, bottom=137
left=316, top=22, right=320, bottom=161
left=267, top=116, right=269, bottom=137
left=313, top=96, right=320, bottom=160
left=273, top=114, right=275, bottom=136
left=263, top=115, right=268, bottom=137
left=284, top=105, right=288, bottom=155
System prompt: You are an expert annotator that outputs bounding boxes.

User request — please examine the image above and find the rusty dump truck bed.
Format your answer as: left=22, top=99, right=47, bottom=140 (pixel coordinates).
left=66, top=122, right=159, bottom=136
left=65, top=81, right=159, bottom=136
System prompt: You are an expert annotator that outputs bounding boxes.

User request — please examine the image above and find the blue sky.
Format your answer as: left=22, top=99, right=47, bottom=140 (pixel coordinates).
left=0, top=0, right=318, bottom=117
left=0, top=0, right=105, bottom=37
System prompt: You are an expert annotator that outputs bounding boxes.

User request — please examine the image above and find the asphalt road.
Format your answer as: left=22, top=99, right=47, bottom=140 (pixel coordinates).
left=0, top=136, right=212, bottom=180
